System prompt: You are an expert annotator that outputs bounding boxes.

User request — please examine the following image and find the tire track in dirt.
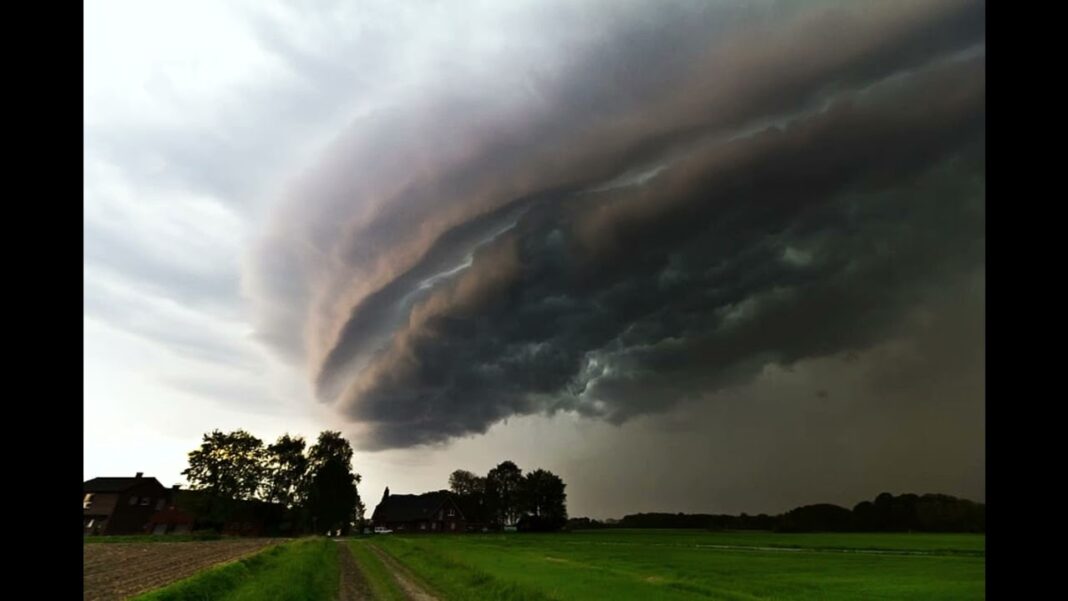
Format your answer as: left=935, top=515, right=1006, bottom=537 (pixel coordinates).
left=337, top=541, right=374, bottom=601
left=367, top=543, right=440, bottom=601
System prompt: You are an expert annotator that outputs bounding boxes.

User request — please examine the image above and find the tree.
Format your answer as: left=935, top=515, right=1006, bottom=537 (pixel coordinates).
left=304, top=431, right=362, bottom=535
left=778, top=504, right=852, bottom=532
left=852, top=500, right=877, bottom=531
left=353, top=497, right=368, bottom=533
left=518, top=469, right=567, bottom=531
left=486, top=461, right=524, bottom=527
left=449, top=470, right=485, bottom=497
left=182, top=429, right=266, bottom=501
left=262, top=434, right=307, bottom=508
left=450, top=469, right=490, bottom=527
left=307, top=430, right=354, bottom=472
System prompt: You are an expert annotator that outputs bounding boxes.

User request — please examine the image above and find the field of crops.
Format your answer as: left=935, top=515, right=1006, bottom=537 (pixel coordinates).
left=369, top=530, right=985, bottom=601
left=84, top=530, right=985, bottom=600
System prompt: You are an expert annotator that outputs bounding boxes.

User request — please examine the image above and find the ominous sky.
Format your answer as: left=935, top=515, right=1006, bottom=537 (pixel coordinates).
left=85, top=0, right=984, bottom=518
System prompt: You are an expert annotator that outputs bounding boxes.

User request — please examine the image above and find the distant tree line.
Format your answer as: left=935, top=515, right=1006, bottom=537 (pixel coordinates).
left=180, top=429, right=364, bottom=535
left=568, top=492, right=985, bottom=533
left=448, top=461, right=568, bottom=532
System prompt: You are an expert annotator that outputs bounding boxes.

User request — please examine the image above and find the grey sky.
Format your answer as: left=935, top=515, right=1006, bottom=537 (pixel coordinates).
left=85, top=0, right=984, bottom=518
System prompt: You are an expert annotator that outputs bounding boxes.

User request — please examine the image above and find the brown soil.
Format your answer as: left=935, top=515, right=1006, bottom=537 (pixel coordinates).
left=336, top=541, right=374, bottom=601
left=367, top=543, right=441, bottom=601
left=82, top=538, right=280, bottom=601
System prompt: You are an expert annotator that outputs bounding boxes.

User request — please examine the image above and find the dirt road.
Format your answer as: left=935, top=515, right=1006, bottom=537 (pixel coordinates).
left=337, top=541, right=374, bottom=601
left=367, top=543, right=440, bottom=601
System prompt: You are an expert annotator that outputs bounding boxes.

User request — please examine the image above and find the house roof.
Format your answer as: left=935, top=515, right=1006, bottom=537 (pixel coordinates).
left=372, top=491, right=463, bottom=523
left=84, top=476, right=163, bottom=493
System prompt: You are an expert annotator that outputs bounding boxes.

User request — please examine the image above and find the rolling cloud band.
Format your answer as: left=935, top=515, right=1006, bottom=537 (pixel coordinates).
left=245, top=0, right=985, bottom=450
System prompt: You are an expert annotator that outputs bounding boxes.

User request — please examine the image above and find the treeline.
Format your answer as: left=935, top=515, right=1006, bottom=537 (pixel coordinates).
left=180, top=429, right=363, bottom=535
left=610, top=512, right=780, bottom=530
left=448, top=461, right=568, bottom=531
left=569, top=492, right=985, bottom=533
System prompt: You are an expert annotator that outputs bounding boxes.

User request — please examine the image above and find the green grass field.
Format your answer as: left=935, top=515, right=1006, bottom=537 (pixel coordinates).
left=371, top=530, right=985, bottom=601
left=132, top=538, right=337, bottom=601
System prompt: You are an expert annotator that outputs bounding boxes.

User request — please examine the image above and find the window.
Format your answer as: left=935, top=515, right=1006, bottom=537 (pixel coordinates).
left=129, top=496, right=138, bottom=505
left=140, top=497, right=151, bottom=506
left=83, top=494, right=94, bottom=509
left=156, top=498, right=166, bottom=510
left=86, top=519, right=95, bottom=528
left=447, top=508, right=455, bottom=517
left=420, top=523, right=426, bottom=530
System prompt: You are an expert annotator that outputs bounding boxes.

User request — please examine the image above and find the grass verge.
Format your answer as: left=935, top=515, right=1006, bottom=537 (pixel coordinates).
left=374, top=537, right=554, bottom=601
left=132, top=538, right=337, bottom=601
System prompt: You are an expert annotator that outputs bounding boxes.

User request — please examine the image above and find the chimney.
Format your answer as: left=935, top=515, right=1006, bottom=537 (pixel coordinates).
left=382, top=487, right=390, bottom=503
left=135, top=472, right=143, bottom=479
left=172, top=484, right=181, bottom=490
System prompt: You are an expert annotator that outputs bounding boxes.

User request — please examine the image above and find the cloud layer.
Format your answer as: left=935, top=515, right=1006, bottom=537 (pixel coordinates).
left=245, top=0, right=985, bottom=450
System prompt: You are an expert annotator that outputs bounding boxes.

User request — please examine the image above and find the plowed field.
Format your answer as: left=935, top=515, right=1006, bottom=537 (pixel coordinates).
left=83, top=539, right=280, bottom=601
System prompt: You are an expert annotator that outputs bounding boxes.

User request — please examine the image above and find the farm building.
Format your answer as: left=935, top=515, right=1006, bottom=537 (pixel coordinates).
left=371, top=488, right=467, bottom=533
left=452, top=494, right=492, bottom=532
left=83, top=472, right=169, bottom=535
left=147, top=488, right=292, bottom=536
left=144, top=485, right=195, bottom=535
left=85, top=474, right=292, bottom=536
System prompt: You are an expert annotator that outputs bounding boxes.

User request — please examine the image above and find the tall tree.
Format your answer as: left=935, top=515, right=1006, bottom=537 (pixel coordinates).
left=449, top=469, right=485, bottom=497
left=304, top=431, right=362, bottom=535
left=449, top=469, right=489, bottom=526
left=182, top=429, right=266, bottom=501
left=307, top=430, right=354, bottom=471
left=262, top=434, right=307, bottom=508
left=486, top=460, right=523, bottom=527
left=519, top=469, right=568, bottom=531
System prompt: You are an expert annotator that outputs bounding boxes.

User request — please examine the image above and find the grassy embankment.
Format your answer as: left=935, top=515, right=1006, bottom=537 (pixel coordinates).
left=132, top=538, right=337, bottom=601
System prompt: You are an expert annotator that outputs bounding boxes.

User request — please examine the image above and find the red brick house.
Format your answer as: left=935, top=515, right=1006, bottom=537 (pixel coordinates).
left=144, top=486, right=195, bottom=535
left=83, top=473, right=168, bottom=535
left=371, top=489, right=466, bottom=533
left=145, top=488, right=290, bottom=536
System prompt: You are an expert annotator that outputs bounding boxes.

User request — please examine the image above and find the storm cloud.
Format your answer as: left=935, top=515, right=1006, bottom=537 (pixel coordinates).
left=245, top=0, right=985, bottom=450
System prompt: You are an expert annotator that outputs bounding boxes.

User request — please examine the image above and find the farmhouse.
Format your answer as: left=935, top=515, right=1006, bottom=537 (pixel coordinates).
left=371, top=488, right=466, bottom=533
left=144, top=486, right=195, bottom=535
left=146, top=488, right=291, bottom=536
left=83, top=472, right=169, bottom=535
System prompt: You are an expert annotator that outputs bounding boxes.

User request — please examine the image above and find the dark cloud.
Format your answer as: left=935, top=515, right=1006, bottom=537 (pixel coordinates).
left=560, top=265, right=985, bottom=517
left=342, top=61, right=984, bottom=448
left=246, top=0, right=985, bottom=451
